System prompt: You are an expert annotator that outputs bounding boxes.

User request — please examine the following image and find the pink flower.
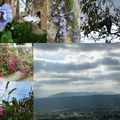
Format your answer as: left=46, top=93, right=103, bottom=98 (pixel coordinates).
left=6, top=59, right=15, bottom=68
left=0, top=73, right=5, bottom=77
left=6, top=59, right=16, bottom=73
left=0, top=106, right=4, bottom=116
left=0, top=58, right=3, bottom=63
left=19, top=67, right=26, bottom=73
left=4, top=48, right=9, bottom=53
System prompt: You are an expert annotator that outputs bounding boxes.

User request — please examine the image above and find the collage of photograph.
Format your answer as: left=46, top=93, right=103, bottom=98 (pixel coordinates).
left=0, top=0, right=120, bottom=120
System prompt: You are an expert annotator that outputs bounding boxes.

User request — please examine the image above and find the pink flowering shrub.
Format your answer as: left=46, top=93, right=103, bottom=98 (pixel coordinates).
left=0, top=106, right=4, bottom=116
left=0, top=47, right=33, bottom=79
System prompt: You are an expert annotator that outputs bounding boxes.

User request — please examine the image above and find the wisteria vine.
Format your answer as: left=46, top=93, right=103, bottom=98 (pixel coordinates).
left=50, top=0, right=79, bottom=43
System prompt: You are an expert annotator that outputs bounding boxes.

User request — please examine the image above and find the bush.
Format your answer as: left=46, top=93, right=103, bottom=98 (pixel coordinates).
left=0, top=82, right=33, bottom=120
left=0, top=21, right=47, bottom=43
left=0, top=47, right=33, bottom=78
left=32, top=33, right=47, bottom=43
left=1, top=92, right=33, bottom=120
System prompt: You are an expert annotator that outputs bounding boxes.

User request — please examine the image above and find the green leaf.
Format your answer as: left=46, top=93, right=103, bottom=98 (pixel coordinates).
left=1, top=31, right=13, bottom=43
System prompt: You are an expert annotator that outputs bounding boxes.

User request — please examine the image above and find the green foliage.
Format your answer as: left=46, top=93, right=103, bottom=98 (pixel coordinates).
left=12, top=22, right=31, bottom=43
left=32, top=33, right=47, bottom=43
left=66, top=0, right=74, bottom=10
left=0, top=82, right=33, bottom=120
left=1, top=96, right=33, bottom=120
left=12, top=22, right=47, bottom=43
left=81, top=0, right=120, bottom=42
left=0, top=21, right=47, bottom=43
left=0, top=30, right=13, bottom=43
left=50, top=0, right=79, bottom=42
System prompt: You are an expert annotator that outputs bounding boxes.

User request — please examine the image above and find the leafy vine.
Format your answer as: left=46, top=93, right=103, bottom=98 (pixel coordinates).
left=50, top=0, right=79, bottom=43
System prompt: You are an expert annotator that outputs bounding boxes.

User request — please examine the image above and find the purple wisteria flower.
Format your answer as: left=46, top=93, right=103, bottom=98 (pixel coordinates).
left=51, top=0, right=78, bottom=42
left=59, top=17, right=67, bottom=38
left=60, top=11, right=65, bottom=17
left=50, top=0, right=57, bottom=6
left=0, top=3, right=12, bottom=31
left=52, top=10, right=58, bottom=16
left=58, top=1, right=65, bottom=9
left=53, top=18, right=59, bottom=23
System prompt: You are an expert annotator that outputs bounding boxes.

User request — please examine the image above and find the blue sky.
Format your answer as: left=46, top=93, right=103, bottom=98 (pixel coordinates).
left=0, top=82, right=32, bottom=103
left=34, top=44, right=120, bottom=98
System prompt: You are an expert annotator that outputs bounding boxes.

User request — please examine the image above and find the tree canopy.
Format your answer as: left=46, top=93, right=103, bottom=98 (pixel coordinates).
left=81, top=0, right=120, bottom=43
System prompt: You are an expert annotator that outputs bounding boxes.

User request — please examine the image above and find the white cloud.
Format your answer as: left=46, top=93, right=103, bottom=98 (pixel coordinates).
left=34, top=44, right=120, bottom=98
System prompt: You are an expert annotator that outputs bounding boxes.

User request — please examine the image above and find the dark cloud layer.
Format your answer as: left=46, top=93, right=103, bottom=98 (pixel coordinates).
left=99, top=57, right=119, bottom=65
left=34, top=44, right=120, bottom=98
left=34, top=60, right=98, bottom=73
left=38, top=76, right=93, bottom=85
left=34, top=44, right=120, bottom=86
left=34, top=56, right=119, bottom=73
left=34, top=44, right=120, bottom=52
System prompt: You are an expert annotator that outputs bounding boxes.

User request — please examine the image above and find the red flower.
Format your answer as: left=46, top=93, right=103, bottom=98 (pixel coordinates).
left=19, top=67, right=26, bottom=73
left=6, top=59, right=15, bottom=68
left=6, top=59, right=16, bottom=73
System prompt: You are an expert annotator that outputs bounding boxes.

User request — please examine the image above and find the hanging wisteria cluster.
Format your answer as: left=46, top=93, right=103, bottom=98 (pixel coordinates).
left=50, top=0, right=79, bottom=43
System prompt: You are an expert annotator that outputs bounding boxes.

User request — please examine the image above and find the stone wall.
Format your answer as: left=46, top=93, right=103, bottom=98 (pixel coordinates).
left=31, top=0, right=47, bottom=34
left=34, top=0, right=47, bottom=30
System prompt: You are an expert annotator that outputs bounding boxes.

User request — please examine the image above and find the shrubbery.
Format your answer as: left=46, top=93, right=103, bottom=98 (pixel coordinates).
left=0, top=82, right=33, bottom=120
left=1, top=95, right=33, bottom=120
left=0, top=47, right=33, bottom=79
left=0, top=21, right=47, bottom=43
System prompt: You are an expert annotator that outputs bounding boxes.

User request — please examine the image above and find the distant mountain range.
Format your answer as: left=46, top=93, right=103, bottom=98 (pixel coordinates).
left=49, top=92, right=114, bottom=98
left=34, top=93, right=120, bottom=113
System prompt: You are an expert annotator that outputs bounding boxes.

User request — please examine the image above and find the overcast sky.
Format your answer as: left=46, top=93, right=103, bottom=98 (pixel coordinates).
left=81, top=0, right=120, bottom=43
left=34, top=44, right=120, bottom=98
